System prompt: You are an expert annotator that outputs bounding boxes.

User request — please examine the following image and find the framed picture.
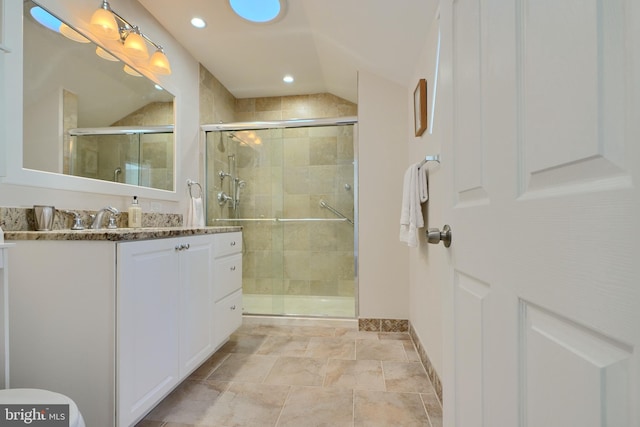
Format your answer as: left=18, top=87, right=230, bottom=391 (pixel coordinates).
left=414, top=78, right=427, bottom=137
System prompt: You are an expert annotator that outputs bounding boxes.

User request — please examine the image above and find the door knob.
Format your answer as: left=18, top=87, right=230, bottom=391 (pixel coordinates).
left=427, top=224, right=452, bottom=247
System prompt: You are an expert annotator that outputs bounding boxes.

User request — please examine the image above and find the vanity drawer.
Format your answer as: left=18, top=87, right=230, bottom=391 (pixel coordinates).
left=215, top=289, right=242, bottom=342
left=213, top=254, right=242, bottom=301
left=214, top=232, right=242, bottom=257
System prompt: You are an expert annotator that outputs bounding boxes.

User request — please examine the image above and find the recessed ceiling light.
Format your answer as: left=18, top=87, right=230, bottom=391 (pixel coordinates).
left=230, top=0, right=285, bottom=23
left=190, top=17, right=207, bottom=28
left=283, top=75, right=294, bottom=83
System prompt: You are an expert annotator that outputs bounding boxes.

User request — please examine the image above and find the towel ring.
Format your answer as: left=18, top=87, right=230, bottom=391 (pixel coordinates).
left=187, top=179, right=203, bottom=198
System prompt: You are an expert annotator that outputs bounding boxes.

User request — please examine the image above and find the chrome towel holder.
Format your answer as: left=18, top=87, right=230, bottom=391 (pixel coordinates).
left=418, top=154, right=440, bottom=168
left=187, top=179, right=203, bottom=198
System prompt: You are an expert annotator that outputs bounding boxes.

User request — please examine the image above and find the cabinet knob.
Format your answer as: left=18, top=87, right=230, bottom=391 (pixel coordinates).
left=230, top=305, right=236, bottom=310
left=230, top=241, right=236, bottom=246
left=174, top=243, right=191, bottom=251
left=230, top=266, right=236, bottom=271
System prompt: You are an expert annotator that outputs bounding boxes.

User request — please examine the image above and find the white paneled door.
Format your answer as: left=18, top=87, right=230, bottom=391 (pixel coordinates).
left=438, top=0, right=640, bottom=426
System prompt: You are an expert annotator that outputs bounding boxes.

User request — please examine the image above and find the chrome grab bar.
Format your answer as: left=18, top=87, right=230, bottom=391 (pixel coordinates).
left=279, top=218, right=347, bottom=222
left=213, top=217, right=348, bottom=223
left=319, top=200, right=354, bottom=225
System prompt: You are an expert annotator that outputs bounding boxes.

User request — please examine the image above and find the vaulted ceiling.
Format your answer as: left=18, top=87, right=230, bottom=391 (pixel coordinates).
left=138, top=0, right=437, bottom=103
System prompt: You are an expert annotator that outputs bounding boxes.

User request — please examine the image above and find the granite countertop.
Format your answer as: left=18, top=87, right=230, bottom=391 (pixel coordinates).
left=5, top=226, right=242, bottom=242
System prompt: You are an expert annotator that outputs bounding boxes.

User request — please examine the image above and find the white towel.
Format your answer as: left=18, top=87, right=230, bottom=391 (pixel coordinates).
left=418, top=164, right=429, bottom=203
left=399, top=163, right=425, bottom=247
left=186, top=195, right=205, bottom=227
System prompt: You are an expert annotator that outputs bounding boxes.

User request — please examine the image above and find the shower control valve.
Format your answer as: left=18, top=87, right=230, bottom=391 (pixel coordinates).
left=217, top=191, right=233, bottom=206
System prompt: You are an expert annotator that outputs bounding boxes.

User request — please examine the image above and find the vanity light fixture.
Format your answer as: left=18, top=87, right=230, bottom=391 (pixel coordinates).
left=123, top=27, right=149, bottom=59
left=89, top=0, right=172, bottom=75
left=89, top=1, right=119, bottom=40
left=149, top=48, right=172, bottom=75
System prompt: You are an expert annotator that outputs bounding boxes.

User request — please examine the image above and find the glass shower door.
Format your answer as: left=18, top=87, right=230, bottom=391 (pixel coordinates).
left=206, top=122, right=356, bottom=318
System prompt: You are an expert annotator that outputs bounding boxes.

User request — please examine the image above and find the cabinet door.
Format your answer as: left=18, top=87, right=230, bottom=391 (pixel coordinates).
left=179, top=235, right=215, bottom=376
left=117, top=239, right=181, bottom=427
left=214, top=289, right=243, bottom=346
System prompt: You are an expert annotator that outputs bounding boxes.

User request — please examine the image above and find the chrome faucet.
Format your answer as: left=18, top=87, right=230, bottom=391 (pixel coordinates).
left=60, top=210, right=85, bottom=230
left=91, top=206, right=119, bottom=229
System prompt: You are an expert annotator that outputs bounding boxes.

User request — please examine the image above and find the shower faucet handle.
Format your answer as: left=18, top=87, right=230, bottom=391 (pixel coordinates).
left=217, top=191, right=233, bottom=205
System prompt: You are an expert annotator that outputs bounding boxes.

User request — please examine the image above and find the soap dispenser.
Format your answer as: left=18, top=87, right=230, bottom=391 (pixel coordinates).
left=128, top=196, right=143, bottom=228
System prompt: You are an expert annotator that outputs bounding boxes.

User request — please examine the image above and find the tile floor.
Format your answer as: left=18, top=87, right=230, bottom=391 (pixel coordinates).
left=136, top=317, right=443, bottom=427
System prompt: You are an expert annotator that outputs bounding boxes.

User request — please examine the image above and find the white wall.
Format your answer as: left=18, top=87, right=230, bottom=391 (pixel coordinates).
left=23, top=86, right=63, bottom=174
left=407, top=14, right=446, bottom=378
left=0, top=0, right=199, bottom=215
left=357, top=70, right=410, bottom=319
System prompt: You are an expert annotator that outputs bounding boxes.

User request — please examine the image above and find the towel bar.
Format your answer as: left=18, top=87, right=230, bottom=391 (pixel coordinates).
left=418, top=154, right=440, bottom=168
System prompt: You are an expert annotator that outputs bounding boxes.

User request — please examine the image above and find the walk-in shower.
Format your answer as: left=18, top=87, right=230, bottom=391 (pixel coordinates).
left=203, top=117, right=358, bottom=318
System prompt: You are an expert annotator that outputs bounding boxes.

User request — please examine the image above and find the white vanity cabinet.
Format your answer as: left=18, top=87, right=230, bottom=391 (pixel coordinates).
left=213, top=232, right=243, bottom=343
left=7, top=231, right=242, bottom=427
left=117, top=234, right=222, bottom=427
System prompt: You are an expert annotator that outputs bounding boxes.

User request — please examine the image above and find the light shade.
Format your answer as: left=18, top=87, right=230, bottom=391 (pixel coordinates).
left=149, top=49, right=172, bottom=75
left=124, top=30, right=149, bottom=59
left=59, top=23, right=90, bottom=43
left=90, top=7, right=119, bottom=40
left=123, top=65, right=142, bottom=77
left=96, top=46, right=119, bottom=61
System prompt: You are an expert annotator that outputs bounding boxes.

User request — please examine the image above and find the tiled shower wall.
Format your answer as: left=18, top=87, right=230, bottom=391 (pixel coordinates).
left=205, top=92, right=357, bottom=300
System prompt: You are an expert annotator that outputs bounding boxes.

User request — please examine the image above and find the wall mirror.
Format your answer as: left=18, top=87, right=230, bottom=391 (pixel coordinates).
left=21, top=0, right=176, bottom=192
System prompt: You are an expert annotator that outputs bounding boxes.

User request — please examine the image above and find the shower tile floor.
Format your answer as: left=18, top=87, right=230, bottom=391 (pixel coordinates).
left=136, top=317, right=442, bottom=427
left=242, top=294, right=356, bottom=318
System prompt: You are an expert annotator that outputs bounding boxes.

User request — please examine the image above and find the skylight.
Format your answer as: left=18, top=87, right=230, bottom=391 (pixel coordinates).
left=229, top=0, right=284, bottom=23
left=30, top=6, right=62, bottom=32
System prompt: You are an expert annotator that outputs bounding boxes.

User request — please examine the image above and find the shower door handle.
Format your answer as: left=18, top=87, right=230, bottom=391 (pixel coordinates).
left=427, top=225, right=452, bottom=247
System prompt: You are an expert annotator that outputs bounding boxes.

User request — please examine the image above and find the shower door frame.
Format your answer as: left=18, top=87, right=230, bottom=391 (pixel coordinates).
left=202, top=116, right=359, bottom=318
